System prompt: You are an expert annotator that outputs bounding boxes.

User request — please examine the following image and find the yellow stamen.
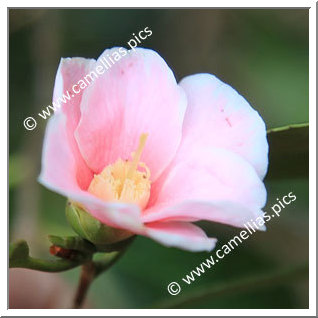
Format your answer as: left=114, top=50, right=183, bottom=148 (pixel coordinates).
left=87, top=133, right=151, bottom=210
left=126, top=133, right=148, bottom=180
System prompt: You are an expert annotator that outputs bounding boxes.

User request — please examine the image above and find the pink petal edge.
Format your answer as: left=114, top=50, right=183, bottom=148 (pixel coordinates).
left=179, top=73, right=268, bottom=179
left=145, top=221, right=217, bottom=252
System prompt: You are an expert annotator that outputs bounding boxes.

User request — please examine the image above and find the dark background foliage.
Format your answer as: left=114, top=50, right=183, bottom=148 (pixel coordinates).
left=9, top=9, right=309, bottom=309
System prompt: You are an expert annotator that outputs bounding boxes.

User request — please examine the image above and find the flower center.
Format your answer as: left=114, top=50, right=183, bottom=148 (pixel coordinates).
left=88, top=133, right=151, bottom=210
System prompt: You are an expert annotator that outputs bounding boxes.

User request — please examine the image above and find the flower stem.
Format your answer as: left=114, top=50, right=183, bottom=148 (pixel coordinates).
left=72, top=240, right=134, bottom=308
left=73, top=261, right=96, bottom=309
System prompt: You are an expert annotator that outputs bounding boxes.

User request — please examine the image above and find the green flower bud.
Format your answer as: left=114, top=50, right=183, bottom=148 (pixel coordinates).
left=65, top=201, right=133, bottom=248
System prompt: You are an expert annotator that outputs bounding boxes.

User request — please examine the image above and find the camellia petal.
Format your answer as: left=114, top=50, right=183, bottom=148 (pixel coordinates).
left=39, top=114, right=80, bottom=193
left=144, top=201, right=266, bottom=231
left=145, top=221, right=217, bottom=252
left=179, top=73, right=268, bottom=179
left=53, top=57, right=96, bottom=190
left=75, top=48, right=187, bottom=181
left=143, top=147, right=266, bottom=228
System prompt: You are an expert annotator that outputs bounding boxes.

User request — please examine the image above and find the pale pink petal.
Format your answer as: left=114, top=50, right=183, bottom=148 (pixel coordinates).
left=143, top=146, right=266, bottom=229
left=145, top=221, right=217, bottom=252
left=39, top=114, right=79, bottom=193
left=53, top=57, right=96, bottom=113
left=179, top=73, right=268, bottom=179
left=75, top=48, right=187, bottom=181
left=53, top=57, right=96, bottom=189
left=143, top=201, right=266, bottom=231
left=38, top=114, right=143, bottom=233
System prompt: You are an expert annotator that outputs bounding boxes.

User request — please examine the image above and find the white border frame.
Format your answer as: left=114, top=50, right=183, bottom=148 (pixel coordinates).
left=3, top=1, right=316, bottom=316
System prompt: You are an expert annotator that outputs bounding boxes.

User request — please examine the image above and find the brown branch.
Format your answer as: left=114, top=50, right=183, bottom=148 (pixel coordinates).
left=72, top=237, right=135, bottom=308
left=73, top=261, right=96, bottom=309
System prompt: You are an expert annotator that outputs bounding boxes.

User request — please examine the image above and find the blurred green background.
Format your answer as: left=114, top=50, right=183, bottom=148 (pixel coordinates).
left=9, top=9, right=309, bottom=309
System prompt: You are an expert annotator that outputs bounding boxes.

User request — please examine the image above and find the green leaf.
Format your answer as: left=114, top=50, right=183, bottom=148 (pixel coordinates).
left=266, top=123, right=308, bottom=179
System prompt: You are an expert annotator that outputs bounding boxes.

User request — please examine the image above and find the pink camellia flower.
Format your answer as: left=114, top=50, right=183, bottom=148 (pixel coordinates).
left=39, top=48, right=268, bottom=252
